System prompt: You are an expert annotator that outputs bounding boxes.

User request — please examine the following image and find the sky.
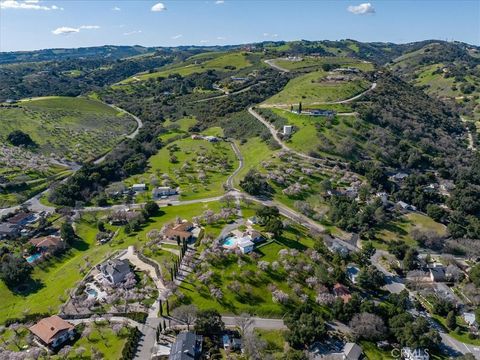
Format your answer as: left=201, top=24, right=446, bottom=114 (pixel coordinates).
left=0, top=0, right=479, bottom=52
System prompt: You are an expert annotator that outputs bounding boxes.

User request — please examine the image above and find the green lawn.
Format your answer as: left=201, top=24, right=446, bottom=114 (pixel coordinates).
left=374, top=213, right=447, bottom=249
left=263, top=70, right=370, bottom=106
left=126, top=137, right=237, bottom=201
left=0, top=202, right=222, bottom=324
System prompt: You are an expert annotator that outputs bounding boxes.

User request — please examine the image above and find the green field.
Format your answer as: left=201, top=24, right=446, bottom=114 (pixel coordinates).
left=263, top=70, right=370, bottom=106
left=0, top=96, right=136, bottom=162
left=374, top=213, right=447, bottom=249
left=119, top=51, right=254, bottom=83
left=0, top=202, right=222, bottom=324
left=126, top=137, right=237, bottom=201
left=272, top=56, right=374, bottom=72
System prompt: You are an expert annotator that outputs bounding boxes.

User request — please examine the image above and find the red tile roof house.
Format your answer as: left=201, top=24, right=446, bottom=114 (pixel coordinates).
left=29, top=315, right=75, bottom=348
left=29, top=235, right=66, bottom=254
left=333, top=283, right=352, bottom=303
left=164, top=221, right=194, bottom=243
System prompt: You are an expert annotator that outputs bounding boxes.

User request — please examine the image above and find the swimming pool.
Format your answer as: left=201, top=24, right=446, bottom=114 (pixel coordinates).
left=86, top=287, right=98, bottom=297
left=26, top=253, right=42, bottom=263
left=223, top=236, right=238, bottom=247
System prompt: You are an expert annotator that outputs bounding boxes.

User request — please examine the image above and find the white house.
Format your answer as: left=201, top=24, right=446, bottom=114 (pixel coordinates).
left=131, top=184, right=146, bottom=192
left=463, top=312, right=477, bottom=328
left=346, top=265, right=360, bottom=284
left=283, top=125, right=293, bottom=135
left=238, top=237, right=254, bottom=254
left=152, top=186, right=177, bottom=199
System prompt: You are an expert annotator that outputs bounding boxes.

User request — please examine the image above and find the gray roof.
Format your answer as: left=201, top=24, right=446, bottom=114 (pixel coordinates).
left=429, top=267, right=446, bottom=281
left=0, top=222, right=19, bottom=234
left=170, top=332, right=202, bottom=360
left=100, top=259, right=131, bottom=283
left=344, top=343, right=362, bottom=360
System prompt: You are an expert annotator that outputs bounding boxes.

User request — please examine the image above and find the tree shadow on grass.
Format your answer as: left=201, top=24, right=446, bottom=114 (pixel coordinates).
left=11, top=278, right=45, bottom=296
left=69, top=236, right=90, bottom=251
left=274, top=237, right=307, bottom=251
left=378, top=220, right=409, bottom=237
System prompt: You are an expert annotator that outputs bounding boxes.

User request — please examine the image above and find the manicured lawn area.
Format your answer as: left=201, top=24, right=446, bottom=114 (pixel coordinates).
left=263, top=70, right=370, bottom=106
left=255, top=329, right=287, bottom=354
left=0, top=202, right=222, bottom=324
left=126, top=137, right=237, bottom=201
left=360, top=341, right=395, bottom=360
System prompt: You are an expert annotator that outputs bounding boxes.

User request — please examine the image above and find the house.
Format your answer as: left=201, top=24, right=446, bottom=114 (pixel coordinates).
left=346, top=265, right=360, bottom=284
left=402, top=347, right=429, bottom=360
left=131, top=184, right=146, bottom=192
left=307, top=109, right=336, bottom=117
left=333, top=283, right=352, bottom=303
left=191, top=134, right=203, bottom=140
left=100, top=259, right=131, bottom=285
left=204, top=136, right=219, bottom=142
left=283, top=125, right=293, bottom=135
left=222, top=334, right=242, bottom=351
left=343, top=342, right=363, bottom=360
left=29, top=235, right=65, bottom=253
left=375, top=192, right=389, bottom=205
left=463, top=312, right=477, bottom=328
left=0, top=222, right=20, bottom=239
left=390, top=172, right=408, bottom=182
left=29, top=315, right=75, bottom=348
left=237, top=237, right=254, bottom=254
left=165, top=221, right=195, bottom=243
left=429, top=265, right=446, bottom=282
left=169, top=332, right=203, bottom=360
left=152, top=186, right=177, bottom=199
left=7, top=212, right=36, bottom=226
left=395, top=201, right=417, bottom=212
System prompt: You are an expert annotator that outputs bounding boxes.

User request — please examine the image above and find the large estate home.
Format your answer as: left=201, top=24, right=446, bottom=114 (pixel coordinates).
left=164, top=221, right=195, bottom=243
left=170, top=332, right=203, bottom=360
left=29, top=315, right=75, bottom=348
left=28, top=235, right=65, bottom=254
left=100, top=259, right=132, bottom=285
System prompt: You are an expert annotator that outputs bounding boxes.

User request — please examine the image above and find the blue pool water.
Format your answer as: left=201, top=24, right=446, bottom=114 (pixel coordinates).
left=223, top=236, right=237, bottom=247
left=26, top=253, right=42, bottom=263
left=86, top=288, right=98, bottom=297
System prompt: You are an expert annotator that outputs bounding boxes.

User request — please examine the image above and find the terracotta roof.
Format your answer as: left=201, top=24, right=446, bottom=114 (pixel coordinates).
left=173, top=221, right=193, bottom=232
left=165, top=228, right=192, bottom=239
left=29, top=316, right=74, bottom=345
left=29, top=235, right=63, bottom=249
left=333, top=283, right=351, bottom=303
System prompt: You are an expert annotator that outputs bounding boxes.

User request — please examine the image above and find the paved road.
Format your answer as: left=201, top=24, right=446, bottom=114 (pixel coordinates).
left=225, top=141, right=244, bottom=190
left=222, top=316, right=286, bottom=330
left=371, top=250, right=406, bottom=294
left=264, top=59, right=290, bottom=73
left=192, top=83, right=259, bottom=103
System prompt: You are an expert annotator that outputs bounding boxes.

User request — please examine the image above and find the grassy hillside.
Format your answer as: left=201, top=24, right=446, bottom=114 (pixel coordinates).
left=119, top=51, right=258, bottom=83
left=0, top=96, right=137, bottom=162
left=271, top=56, right=374, bottom=72
left=0, top=96, right=136, bottom=207
left=263, top=69, right=371, bottom=106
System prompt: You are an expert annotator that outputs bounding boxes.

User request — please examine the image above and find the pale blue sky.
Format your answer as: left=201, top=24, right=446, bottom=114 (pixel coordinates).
left=0, top=0, right=478, bottom=52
